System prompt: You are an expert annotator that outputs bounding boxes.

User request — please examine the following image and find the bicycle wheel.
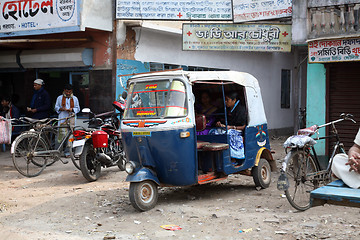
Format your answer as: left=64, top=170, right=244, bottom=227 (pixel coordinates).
left=284, top=150, right=319, bottom=211
left=12, top=133, right=49, bottom=177
left=68, top=134, right=81, bottom=170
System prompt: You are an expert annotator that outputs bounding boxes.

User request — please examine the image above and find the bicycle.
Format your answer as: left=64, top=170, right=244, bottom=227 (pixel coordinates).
left=277, top=113, right=356, bottom=211
left=11, top=115, right=82, bottom=177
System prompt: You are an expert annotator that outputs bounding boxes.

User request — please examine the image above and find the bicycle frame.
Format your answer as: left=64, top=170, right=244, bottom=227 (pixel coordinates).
left=29, top=118, right=75, bottom=158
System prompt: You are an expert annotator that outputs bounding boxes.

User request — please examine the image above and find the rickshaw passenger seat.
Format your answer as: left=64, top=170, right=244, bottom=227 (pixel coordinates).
left=197, top=141, right=210, bottom=149
left=202, top=143, right=229, bottom=151
left=195, top=114, right=206, bottom=131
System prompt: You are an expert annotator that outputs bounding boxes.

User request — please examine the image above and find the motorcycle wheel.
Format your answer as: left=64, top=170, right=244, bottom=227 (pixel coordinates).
left=117, top=158, right=126, bottom=171
left=129, top=180, right=158, bottom=211
left=68, top=134, right=80, bottom=170
left=117, top=148, right=126, bottom=171
left=79, top=143, right=101, bottom=182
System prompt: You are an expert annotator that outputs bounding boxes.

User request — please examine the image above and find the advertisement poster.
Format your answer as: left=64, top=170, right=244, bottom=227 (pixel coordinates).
left=116, top=59, right=150, bottom=101
left=0, top=0, right=80, bottom=37
left=116, top=0, right=232, bottom=20
left=308, top=38, right=360, bottom=63
left=233, top=0, right=292, bottom=23
left=183, top=23, right=292, bottom=52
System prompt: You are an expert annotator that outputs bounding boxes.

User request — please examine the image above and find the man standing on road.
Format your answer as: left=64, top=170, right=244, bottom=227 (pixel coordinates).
left=54, top=84, right=80, bottom=158
left=27, top=79, right=51, bottom=119
left=332, top=128, right=360, bottom=188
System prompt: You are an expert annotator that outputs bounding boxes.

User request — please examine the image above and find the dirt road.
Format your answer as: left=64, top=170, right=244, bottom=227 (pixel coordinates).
left=0, top=137, right=359, bottom=240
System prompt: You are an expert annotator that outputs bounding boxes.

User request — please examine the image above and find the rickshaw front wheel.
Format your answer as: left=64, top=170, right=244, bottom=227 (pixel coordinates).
left=252, top=158, right=271, bottom=189
left=129, top=180, right=158, bottom=212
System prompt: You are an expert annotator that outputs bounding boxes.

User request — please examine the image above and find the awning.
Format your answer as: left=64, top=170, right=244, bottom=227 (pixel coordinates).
left=0, top=51, right=19, bottom=68
left=21, top=48, right=93, bottom=68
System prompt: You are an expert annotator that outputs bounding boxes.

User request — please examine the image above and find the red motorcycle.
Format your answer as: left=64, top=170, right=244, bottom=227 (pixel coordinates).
left=71, top=98, right=127, bottom=181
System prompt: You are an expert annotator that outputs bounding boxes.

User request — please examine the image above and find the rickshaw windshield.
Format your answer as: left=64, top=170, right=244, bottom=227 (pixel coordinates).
left=123, top=79, right=188, bottom=119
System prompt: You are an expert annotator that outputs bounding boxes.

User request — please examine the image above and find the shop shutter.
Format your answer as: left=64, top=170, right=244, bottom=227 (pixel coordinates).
left=328, top=62, right=360, bottom=153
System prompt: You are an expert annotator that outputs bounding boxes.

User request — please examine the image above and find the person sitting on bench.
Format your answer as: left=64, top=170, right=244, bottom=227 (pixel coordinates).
left=332, top=128, right=360, bottom=188
left=214, top=91, right=247, bottom=161
left=215, top=91, right=246, bottom=131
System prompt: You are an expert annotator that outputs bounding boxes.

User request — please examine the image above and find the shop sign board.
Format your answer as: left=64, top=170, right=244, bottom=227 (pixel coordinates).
left=308, top=38, right=360, bottom=63
left=183, top=23, right=291, bottom=52
left=233, top=0, right=292, bottom=23
left=116, top=0, right=232, bottom=20
left=0, top=0, right=80, bottom=37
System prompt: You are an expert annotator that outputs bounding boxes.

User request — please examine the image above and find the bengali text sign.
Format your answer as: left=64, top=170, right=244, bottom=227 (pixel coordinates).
left=183, top=24, right=291, bottom=52
left=308, top=38, right=360, bottom=63
left=116, top=0, right=232, bottom=20
left=0, top=0, right=79, bottom=37
left=233, top=0, right=292, bottom=23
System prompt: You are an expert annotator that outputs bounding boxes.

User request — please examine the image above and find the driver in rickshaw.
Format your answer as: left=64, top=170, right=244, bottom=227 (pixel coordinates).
left=212, top=91, right=247, bottom=163
left=215, top=91, right=246, bottom=131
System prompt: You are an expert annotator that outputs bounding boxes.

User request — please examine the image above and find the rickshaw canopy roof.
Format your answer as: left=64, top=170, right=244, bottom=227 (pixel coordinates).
left=130, top=70, right=260, bottom=90
left=128, top=70, right=267, bottom=126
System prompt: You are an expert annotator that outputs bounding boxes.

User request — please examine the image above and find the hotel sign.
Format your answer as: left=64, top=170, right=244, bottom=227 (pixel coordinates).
left=183, top=23, right=292, bottom=52
left=308, top=38, right=360, bottom=63
left=0, top=0, right=80, bottom=37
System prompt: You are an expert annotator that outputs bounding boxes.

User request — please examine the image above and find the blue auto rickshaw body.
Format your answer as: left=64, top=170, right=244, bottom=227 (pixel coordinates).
left=120, top=70, right=275, bottom=210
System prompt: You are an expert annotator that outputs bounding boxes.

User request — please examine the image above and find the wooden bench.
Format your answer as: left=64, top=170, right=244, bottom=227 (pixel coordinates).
left=197, top=141, right=229, bottom=151
left=310, top=180, right=360, bottom=208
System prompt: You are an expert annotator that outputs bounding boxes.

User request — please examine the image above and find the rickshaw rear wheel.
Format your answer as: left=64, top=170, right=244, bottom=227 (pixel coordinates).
left=129, top=180, right=158, bottom=212
left=252, top=158, right=271, bottom=189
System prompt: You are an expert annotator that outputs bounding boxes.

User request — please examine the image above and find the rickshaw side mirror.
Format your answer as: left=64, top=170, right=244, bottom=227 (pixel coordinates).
left=122, top=91, right=128, bottom=99
left=195, top=114, right=206, bottom=132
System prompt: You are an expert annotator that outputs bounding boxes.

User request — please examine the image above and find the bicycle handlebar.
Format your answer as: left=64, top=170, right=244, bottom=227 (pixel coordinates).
left=318, top=113, right=356, bottom=129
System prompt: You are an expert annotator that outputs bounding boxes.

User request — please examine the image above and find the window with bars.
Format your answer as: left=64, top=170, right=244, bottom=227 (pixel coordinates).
left=281, top=69, right=291, bottom=109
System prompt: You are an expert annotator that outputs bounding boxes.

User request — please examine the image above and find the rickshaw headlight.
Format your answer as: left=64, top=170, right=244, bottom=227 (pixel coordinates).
left=125, top=161, right=136, bottom=174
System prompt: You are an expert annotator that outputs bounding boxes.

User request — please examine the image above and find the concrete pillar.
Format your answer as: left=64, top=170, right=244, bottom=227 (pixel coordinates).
left=307, top=63, right=326, bottom=156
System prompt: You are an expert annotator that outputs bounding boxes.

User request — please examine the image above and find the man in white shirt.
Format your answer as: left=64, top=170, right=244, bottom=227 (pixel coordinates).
left=54, top=84, right=80, bottom=158
left=332, top=128, right=360, bottom=188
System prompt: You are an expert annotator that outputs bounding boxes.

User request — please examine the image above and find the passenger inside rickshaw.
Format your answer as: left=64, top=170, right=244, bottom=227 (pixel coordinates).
left=194, top=83, right=248, bottom=167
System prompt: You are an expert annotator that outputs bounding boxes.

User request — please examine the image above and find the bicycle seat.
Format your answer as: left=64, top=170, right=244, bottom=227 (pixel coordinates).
left=22, top=117, right=50, bottom=124
left=297, top=125, right=318, bottom=136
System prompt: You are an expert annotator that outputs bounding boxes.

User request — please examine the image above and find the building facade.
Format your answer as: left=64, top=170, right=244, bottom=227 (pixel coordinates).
left=0, top=0, right=114, bottom=115
left=293, top=0, right=360, bottom=156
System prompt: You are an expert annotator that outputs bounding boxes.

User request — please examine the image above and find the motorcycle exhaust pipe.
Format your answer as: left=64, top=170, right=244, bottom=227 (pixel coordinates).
left=96, top=153, right=112, bottom=165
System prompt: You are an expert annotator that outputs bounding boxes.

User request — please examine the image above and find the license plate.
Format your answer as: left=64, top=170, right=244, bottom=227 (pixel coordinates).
left=72, top=139, right=86, bottom=147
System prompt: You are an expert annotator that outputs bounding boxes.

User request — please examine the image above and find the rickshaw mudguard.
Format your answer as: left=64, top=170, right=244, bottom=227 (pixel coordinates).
left=126, top=167, right=160, bottom=185
left=255, top=147, right=276, bottom=171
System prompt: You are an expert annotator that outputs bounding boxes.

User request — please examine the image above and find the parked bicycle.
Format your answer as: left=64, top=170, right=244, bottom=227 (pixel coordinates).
left=11, top=115, right=82, bottom=177
left=277, top=113, right=356, bottom=211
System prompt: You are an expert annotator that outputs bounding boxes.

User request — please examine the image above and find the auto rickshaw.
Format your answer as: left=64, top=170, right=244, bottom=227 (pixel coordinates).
left=120, top=70, right=275, bottom=211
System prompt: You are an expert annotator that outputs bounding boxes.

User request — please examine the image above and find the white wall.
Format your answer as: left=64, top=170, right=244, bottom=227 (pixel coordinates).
left=81, top=0, right=113, bottom=31
left=133, top=28, right=295, bottom=130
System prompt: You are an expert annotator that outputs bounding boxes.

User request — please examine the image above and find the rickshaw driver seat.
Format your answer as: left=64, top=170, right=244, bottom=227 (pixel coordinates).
left=195, top=114, right=211, bottom=149
left=195, top=114, right=206, bottom=132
